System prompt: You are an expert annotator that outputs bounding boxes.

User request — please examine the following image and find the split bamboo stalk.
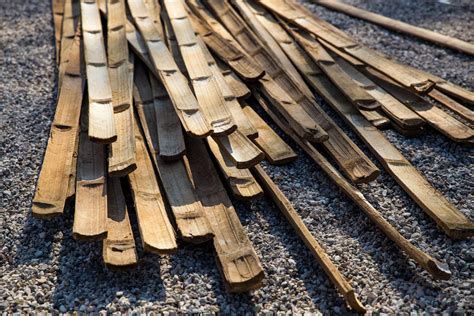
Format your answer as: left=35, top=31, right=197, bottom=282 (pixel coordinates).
left=81, top=0, right=117, bottom=143
left=359, top=109, right=390, bottom=129
left=208, top=138, right=263, bottom=200
left=364, top=67, right=474, bottom=144
left=163, top=0, right=236, bottom=136
left=143, top=0, right=163, bottom=36
left=256, top=92, right=452, bottom=279
left=186, top=136, right=265, bottom=292
left=312, top=0, right=474, bottom=56
left=205, top=0, right=329, bottom=143
left=52, top=0, right=65, bottom=64
left=161, top=8, right=187, bottom=74
left=67, top=125, right=80, bottom=197
left=58, top=0, right=80, bottom=88
left=212, top=130, right=265, bottom=169
left=429, top=90, right=474, bottom=124
left=107, top=0, right=136, bottom=176
left=127, top=0, right=212, bottom=137
left=217, top=60, right=251, bottom=100
left=32, top=30, right=85, bottom=219
left=252, top=164, right=365, bottom=313
left=103, top=177, right=138, bottom=268
left=133, top=65, right=214, bottom=243
left=259, top=0, right=436, bottom=95
left=242, top=104, right=297, bottom=165
left=128, top=117, right=177, bottom=254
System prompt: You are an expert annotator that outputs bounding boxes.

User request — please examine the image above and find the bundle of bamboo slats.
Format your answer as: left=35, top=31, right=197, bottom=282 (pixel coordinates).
left=35, top=0, right=473, bottom=311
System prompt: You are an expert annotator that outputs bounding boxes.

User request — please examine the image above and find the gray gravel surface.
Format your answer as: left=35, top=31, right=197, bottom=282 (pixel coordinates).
left=1, top=0, right=473, bottom=314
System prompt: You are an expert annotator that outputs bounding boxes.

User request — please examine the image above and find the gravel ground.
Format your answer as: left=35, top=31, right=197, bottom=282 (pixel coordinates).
left=0, top=0, right=473, bottom=314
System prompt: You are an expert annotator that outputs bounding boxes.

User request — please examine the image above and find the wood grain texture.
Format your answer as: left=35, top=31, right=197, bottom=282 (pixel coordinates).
left=186, top=136, right=264, bottom=292
left=103, top=177, right=138, bottom=268
left=242, top=104, right=297, bottom=165
left=252, top=164, right=365, bottom=313
left=32, top=30, right=85, bottom=218
left=164, top=0, right=236, bottom=136
left=81, top=0, right=117, bottom=143
left=208, top=137, right=263, bottom=200
left=127, top=0, right=212, bottom=137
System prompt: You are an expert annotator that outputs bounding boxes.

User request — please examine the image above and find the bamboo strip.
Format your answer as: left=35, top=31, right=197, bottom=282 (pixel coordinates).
left=186, top=136, right=264, bottom=292
left=161, top=8, right=187, bottom=73
left=103, top=177, right=138, bottom=268
left=217, top=60, right=251, bottom=100
left=365, top=67, right=474, bottom=144
left=127, top=0, right=212, bottom=137
left=242, top=104, right=297, bottom=165
left=144, top=0, right=164, bottom=36
left=67, top=125, right=80, bottom=197
left=128, top=116, right=177, bottom=254
left=256, top=92, right=452, bottom=279
left=52, top=0, right=65, bottom=64
left=312, top=0, right=474, bottom=56
left=208, top=138, right=263, bottom=200
left=359, top=109, right=390, bottom=129
left=258, top=0, right=436, bottom=95
left=58, top=0, right=80, bottom=88
left=212, top=130, right=265, bottom=169
left=429, top=90, right=474, bottom=124
left=252, top=164, right=365, bottom=313
left=205, top=0, right=328, bottom=143
left=133, top=66, right=214, bottom=243
left=81, top=0, right=117, bottom=143
left=32, top=30, right=85, bottom=218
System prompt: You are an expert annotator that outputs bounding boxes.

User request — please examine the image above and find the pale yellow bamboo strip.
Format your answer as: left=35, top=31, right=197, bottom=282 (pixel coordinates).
left=217, top=60, right=251, bottom=100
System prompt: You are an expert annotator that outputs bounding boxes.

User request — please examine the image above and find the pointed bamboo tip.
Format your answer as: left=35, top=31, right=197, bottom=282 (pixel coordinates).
left=345, top=290, right=366, bottom=314
left=427, top=259, right=451, bottom=280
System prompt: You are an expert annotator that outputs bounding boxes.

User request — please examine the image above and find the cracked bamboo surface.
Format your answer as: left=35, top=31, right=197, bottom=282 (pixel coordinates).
left=163, top=0, right=236, bottom=136
left=186, top=136, right=264, bottom=292
left=32, top=30, right=85, bottom=219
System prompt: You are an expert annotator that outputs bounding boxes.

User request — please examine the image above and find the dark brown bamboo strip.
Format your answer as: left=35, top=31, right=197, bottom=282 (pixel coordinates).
left=205, top=0, right=328, bottom=143
left=242, top=104, right=297, bottom=165
left=81, top=0, right=117, bottom=143
left=252, top=164, right=365, bottom=313
left=103, top=177, right=138, bottom=268
left=128, top=117, right=177, bottom=254
left=256, top=93, right=452, bottom=279
left=58, top=0, right=80, bottom=88
left=259, top=0, right=436, bottom=95
left=133, top=67, right=214, bottom=244
left=429, top=90, right=474, bottom=124
left=186, top=136, right=264, bottom=292
left=364, top=67, right=474, bottom=144
left=312, top=0, right=474, bottom=56
left=163, top=0, right=236, bottom=136
left=217, top=60, right=251, bottom=100
left=208, top=138, right=263, bottom=200
left=52, top=0, right=65, bottom=64
left=32, top=30, right=85, bottom=218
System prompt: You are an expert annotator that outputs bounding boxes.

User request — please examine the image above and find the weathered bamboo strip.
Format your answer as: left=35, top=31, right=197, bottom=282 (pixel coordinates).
left=144, top=0, right=164, bottom=36
left=32, top=30, right=85, bottom=219
left=208, top=137, right=263, bottom=200
left=242, top=104, right=297, bottom=165
left=58, top=0, right=80, bottom=88
left=81, top=0, right=117, bottom=143
left=312, top=0, right=474, bottom=56
left=364, top=67, right=474, bottom=144
left=103, top=177, right=138, bottom=268
left=205, top=0, right=328, bottom=143
left=252, top=164, right=365, bottom=313
left=133, top=66, right=214, bottom=243
left=259, top=0, right=436, bottom=95
left=359, top=109, right=390, bottom=129
left=161, top=8, right=187, bottom=73
left=310, top=70, right=474, bottom=239
left=52, top=0, right=65, bottom=64
left=128, top=117, right=177, bottom=254
left=67, top=125, right=80, bottom=198
left=127, top=0, right=212, bottom=137
left=217, top=60, right=251, bottom=100
left=149, top=74, right=186, bottom=161
left=186, top=136, right=264, bottom=292
left=429, top=90, right=474, bottom=124
left=163, top=0, right=236, bottom=136
left=256, top=93, right=452, bottom=279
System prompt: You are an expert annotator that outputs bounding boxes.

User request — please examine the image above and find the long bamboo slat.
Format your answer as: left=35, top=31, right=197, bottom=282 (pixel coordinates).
left=217, top=60, right=251, bottom=100
left=81, top=0, right=117, bottom=143
left=163, top=0, right=236, bottom=136
left=186, top=136, right=264, bottom=292
left=162, top=8, right=187, bottom=74
left=256, top=92, right=452, bottom=279
left=429, top=90, right=474, bottom=124
left=242, top=104, right=297, bottom=165
left=32, top=30, right=85, bottom=218
left=58, top=0, right=80, bottom=88
left=67, top=125, right=80, bottom=197
left=103, top=177, right=138, bottom=268
left=208, top=137, right=263, bottom=200
left=127, top=0, right=212, bottom=137
left=52, top=0, right=65, bottom=64
left=252, top=164, right=365, bottom=313
left=312, top=0, right=474, bottom=56
left=128, top=117, right=177, bottom=254
left=133, top=67, right=214, bottom=243
left=259, top=0, right=436, bottom=95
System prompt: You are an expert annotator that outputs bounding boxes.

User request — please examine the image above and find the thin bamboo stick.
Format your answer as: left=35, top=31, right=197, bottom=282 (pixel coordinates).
left=429, top=90, right=474, bottom=124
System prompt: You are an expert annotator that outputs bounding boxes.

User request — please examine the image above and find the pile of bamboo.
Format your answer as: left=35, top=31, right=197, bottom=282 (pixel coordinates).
left=35, top=0, right=473, bottom=311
